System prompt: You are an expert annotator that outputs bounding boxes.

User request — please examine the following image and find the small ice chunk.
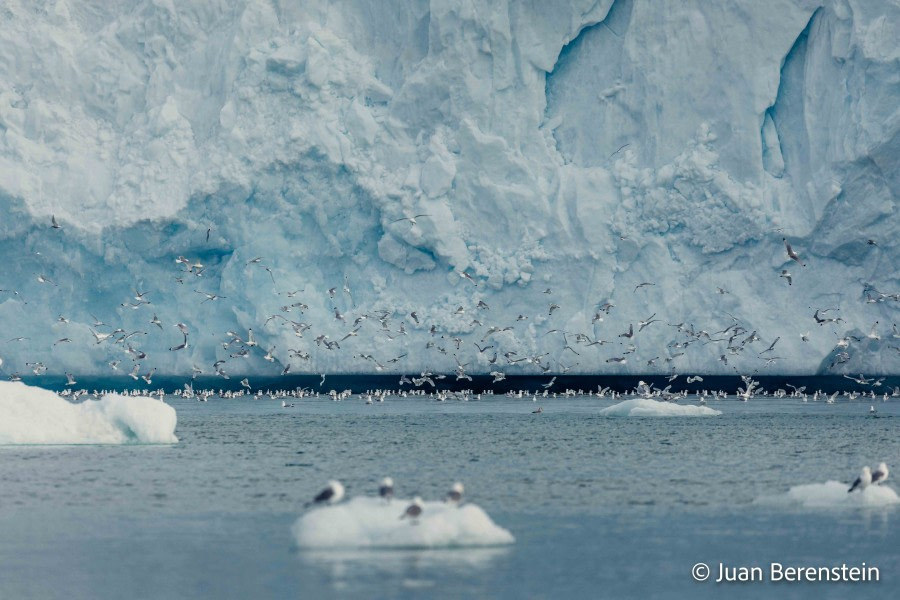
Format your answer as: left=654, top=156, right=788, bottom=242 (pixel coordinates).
left=292, top=496, right=514, bottom=549
left=599, top=398, right=721, bottom=417
left=756, top=481, right=900, bottom=509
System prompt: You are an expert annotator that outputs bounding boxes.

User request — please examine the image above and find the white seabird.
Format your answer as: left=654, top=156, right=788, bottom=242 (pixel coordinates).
left=379, top=477, right=394, bottom=501
left=309, top=480, right=345, bottom=507
left=446, top=482, right=465, bottom=505
left=872, top=462, right=889, bottom=485
left=400, top=496, right=423, bottom=521
left=848, top=466, right=872, bottom=493
left=783, top=238, right=806, bottom=267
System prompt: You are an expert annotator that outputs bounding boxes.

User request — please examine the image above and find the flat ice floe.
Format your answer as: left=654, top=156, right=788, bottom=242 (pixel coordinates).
left=756, top=481, right=900, bottom=509
left=293, top=497, right=515, bottom=549
left=0, top=381, right=177, bottom=444
left=599, top=398, right=721, bottom=417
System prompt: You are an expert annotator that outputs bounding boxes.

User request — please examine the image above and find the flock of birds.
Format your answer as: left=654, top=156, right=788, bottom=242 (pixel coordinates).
left=307, top=478, right=465, bottom=523
left=0, top=217, right=898, bottom=391
left=44, top=376, right=900, bottom=412
left=2, top=217, right=896, bottom=522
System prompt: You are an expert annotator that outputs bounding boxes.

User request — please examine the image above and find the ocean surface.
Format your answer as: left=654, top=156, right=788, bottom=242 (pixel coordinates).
left=1, top=390, right=898, bottom=599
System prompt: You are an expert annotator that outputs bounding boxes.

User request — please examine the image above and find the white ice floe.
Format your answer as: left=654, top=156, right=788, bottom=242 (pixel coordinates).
left=292, top=496, right=514, bottom=549
left=599, top=398, right=721, bottom=417
left=0, top=381, right=177, bottom=444
left=756, top=481, right=900, bottom=509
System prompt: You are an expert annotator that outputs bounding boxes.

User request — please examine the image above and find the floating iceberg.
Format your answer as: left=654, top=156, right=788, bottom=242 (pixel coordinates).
left=599, top=398, right=721, bottom=417
left=0, top=381, right=178, bottom=445
left=756, top=481, right=900, bottom=509
left=292, top=497, right=514, bottom=549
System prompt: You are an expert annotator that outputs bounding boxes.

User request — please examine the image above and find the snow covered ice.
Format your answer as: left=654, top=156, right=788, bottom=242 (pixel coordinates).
left=0, top=380, right=178, bottom=444
left=292, top=496, right=515, bottom=549
left=0, top=1, right=898, bottom=377
left=599, top=397, right=721, bottom=417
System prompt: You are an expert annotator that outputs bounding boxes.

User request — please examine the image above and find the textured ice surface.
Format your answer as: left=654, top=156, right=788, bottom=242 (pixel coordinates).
left=0, top=1, right=898, bottom=376
left=756, top=480, right=900, bottom=509
left=292, top=496, right=515, bottom=549
left=0, top=381, right=177, bottom=444
left=599, top=398, right=721, bottom=417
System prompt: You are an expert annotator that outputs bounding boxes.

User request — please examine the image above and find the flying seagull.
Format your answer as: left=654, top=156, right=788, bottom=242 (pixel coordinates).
left=393, top=214, right=430, bottom=226
left=783, top=238, right=806, bottom=267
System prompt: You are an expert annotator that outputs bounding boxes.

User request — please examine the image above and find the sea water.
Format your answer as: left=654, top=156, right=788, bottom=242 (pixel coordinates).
left=0, top=393, right=897, bottom=599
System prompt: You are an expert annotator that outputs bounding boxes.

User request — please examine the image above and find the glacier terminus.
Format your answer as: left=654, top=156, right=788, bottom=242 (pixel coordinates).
left=0, top=0, right=898, bottom=378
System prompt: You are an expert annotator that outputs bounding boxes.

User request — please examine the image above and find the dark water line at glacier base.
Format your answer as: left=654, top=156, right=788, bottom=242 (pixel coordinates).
left=14, top=374, right=900, bottom=396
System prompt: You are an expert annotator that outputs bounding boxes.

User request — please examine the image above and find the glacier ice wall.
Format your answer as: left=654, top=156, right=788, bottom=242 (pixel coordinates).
left=0, top=0, right=898, bottom=377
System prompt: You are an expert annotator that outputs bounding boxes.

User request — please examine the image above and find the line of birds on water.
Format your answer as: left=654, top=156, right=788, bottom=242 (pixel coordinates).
left=1, top=216, right=899, bottom=386
left=41, top=378, right=900, bottom=410
left=307, top=478, right=465, bottom=523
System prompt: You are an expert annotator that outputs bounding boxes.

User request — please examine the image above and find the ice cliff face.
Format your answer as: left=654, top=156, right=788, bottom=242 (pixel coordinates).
left=0, top=0, right=897, bottom=377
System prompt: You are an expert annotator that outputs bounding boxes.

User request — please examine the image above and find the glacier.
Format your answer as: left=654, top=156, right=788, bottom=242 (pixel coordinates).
left=0, top=0, right=898, bottom=377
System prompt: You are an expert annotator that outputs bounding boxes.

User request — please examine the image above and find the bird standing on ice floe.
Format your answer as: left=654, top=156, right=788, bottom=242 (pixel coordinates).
left=446, top=482, right=465, bottom=505
left=848, top=466, right=872, bottom=493
left=307, top=480, right=345, bottom=507
left=400, top=496, right=423, bottom=522
left=379, top=477, right=394, bottom=501
left=872, top=463, right=889, bottom=485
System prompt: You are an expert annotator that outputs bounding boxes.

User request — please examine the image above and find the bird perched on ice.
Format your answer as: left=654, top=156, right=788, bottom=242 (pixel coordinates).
left=872, top=462, right=889, bottom=485
left=379, top=477, right=394, bottom=501
left=446, top=482, right=464, bottom=505
left=400, top=496, right=423, bottom=521
left=848, top=466, right=872, bottom=493
left=308, top=480, right=345, bottom=507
